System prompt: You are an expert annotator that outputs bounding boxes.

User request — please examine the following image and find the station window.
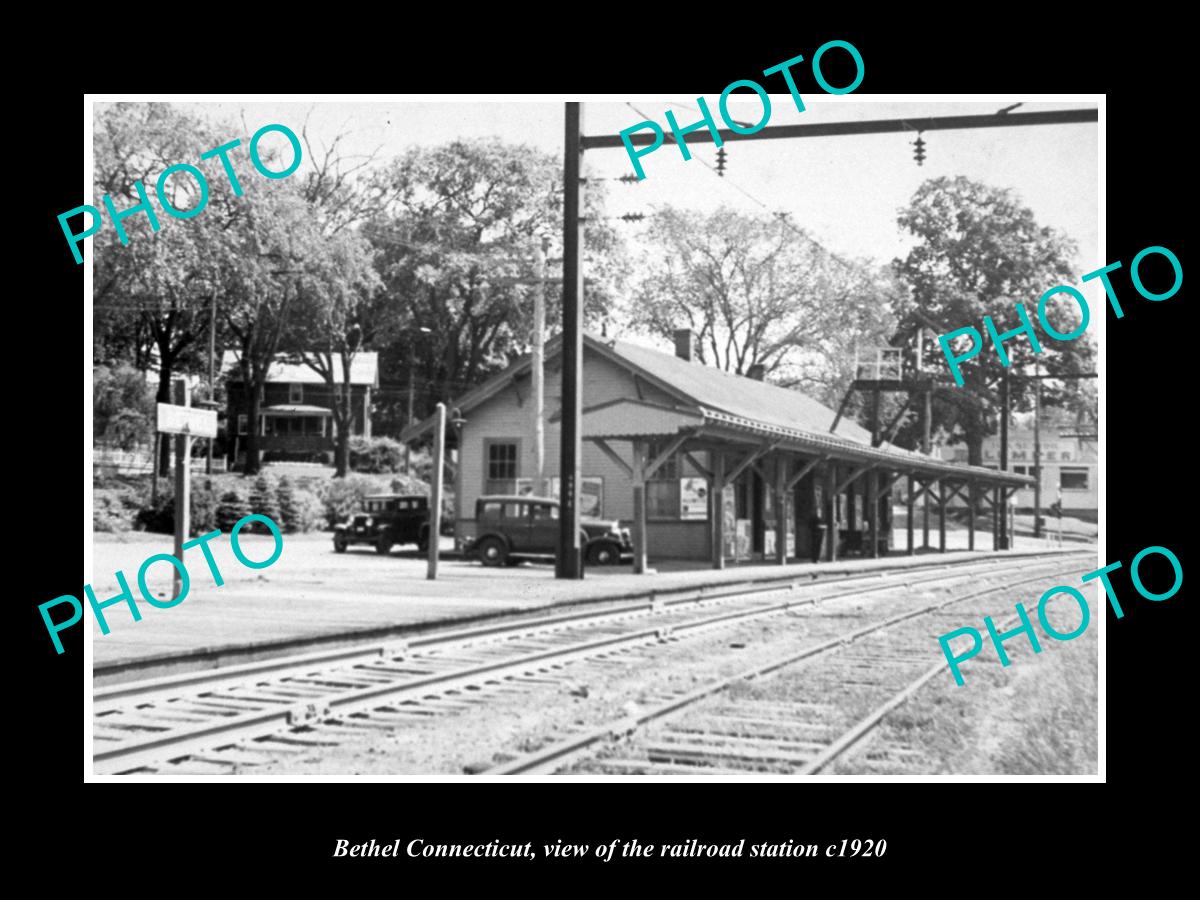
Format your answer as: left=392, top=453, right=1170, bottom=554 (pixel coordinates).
left=485, top=440, right=519, bottom=494
left=1060, top=467, right=1089, bottom=490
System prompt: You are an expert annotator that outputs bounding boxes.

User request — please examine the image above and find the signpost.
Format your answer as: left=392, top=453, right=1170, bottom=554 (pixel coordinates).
left=157, top=383, right=217, bottom=597
left=427, top=402, right=446, bottom=581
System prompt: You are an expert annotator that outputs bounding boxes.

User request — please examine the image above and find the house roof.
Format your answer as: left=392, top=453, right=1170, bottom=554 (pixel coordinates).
left=401, top=333, right=1031, bottom=486
left=261, top=404, right=334, bottom=416
left=221, top=351, right=379, bottom=386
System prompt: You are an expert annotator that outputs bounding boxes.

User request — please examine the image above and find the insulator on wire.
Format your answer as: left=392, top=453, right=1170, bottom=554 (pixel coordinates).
left=617, top=174, right=640, bottom=184
left=619, top=212, right=645, bottom=223
left=913, top=133, right=927, bottom=166
left=716, top=146, right=727, bottom=176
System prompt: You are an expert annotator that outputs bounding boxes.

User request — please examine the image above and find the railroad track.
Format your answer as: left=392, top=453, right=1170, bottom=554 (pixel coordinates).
left=488, top=552, right=1095, bottom=776
left=91, top=550, right=1088, bottom=775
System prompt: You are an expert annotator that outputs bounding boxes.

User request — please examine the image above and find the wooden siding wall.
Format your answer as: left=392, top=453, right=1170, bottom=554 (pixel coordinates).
left=457, top=347, right=709, bottom=559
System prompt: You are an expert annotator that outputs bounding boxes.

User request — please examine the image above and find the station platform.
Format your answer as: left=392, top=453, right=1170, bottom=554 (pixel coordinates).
left=87, top=530, right=1091, bottom=681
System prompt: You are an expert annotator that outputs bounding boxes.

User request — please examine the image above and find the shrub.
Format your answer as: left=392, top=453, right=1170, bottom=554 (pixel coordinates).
left=322, top=474, right=381, bottom=527
left=349, top=436, right=405, bottom=474
left=191, top=478, right=218, bottom=532
left=132, top=480, right=219, bottom=534
left=94, top=487, right=135, bottom=532
left=247, top=475, right=281, bottom=531
left=292, top=488, right=327, bottom=533
left=275, top=476, right=325, bottom=533
left=215, top=489, right=250, bottom=532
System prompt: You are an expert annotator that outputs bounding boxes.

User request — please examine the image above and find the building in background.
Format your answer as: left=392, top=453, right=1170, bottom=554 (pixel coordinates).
left=940, top=409, right=1097, bottom=521
left=222, top=352, right=379, bottom=468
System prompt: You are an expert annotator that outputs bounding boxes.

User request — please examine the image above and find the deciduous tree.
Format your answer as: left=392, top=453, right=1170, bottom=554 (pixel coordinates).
left=894, top=176, right=1093, bottom=464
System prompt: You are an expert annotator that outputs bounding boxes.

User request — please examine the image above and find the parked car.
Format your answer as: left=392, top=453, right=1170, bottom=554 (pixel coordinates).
left=333, top=494, right=430, bottom=555
left=465, top=495, right=632, bottom=567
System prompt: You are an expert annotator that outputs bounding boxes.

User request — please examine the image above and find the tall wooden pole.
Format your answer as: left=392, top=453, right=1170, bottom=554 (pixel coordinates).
left=1033, top=356, right=1043, bottom=537
left=533, top=235, right=548, bottom=495
left=938, top=480, right=947, bottom=553
left=426, top=403, right=446, bottom=580
left=999, top=368, right=1010, bottom=550
left=868, top=469, right=879, bottom=558
left=556, top=102, right=584, bottom=579
left=711, top=451, right=726, bottom=570
left=906, top=475, right=915, bottom=555
left=173, top=379, right=191, bottom=599
left=631, top=441, right=648, bottom=574
left=967, top=481, right=976, bottom=551
left=206, top=287, right=216, bottom=475
left=826, top=464, right=838, bottom=563
left=775, top=456, right=788, bottom=565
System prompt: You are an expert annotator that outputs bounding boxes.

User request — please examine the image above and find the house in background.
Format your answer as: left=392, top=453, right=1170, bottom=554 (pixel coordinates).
left=221, top=352, right=379, bottom=468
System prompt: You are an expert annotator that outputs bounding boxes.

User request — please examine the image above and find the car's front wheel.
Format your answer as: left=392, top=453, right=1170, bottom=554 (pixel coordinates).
left=416, top=528, right=430, bottom=554
left=476, top=536, right=508, bottom=567
left=375, top=535, right=393, bottom=555
left=587, top=542, right=621, bottom=566
left=333, top=534, right=348, bottom=553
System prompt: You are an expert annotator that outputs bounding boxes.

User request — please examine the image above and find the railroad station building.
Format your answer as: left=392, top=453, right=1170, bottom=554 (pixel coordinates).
left=401, top=331, right=1030, bottom=572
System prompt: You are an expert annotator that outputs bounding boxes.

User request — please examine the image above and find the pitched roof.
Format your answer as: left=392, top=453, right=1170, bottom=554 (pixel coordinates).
left=220, top=351, right=379, bottom=386
left=400, top=333, right=1030, bottom=485
left=596, top=338, right=874, bottom=445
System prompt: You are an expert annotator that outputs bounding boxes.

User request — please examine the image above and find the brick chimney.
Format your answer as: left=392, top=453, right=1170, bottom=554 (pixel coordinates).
left=747, top=363, right=765, bottom=381
left=674, top=328, right=695, bottom=361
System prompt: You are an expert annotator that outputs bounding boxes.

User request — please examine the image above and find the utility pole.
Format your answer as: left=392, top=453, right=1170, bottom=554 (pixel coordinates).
left=922, top=330, right=932, bottom=549
left=556, top=102, right=584, bottom=580
left=998, top=368, right=1010, bottom=550
left=533, top=234, right=548, bottom=495
left=206, top=284, right=217, bottom=475
left=1033, top=357, right=1043, bottom=538
left=427, top=402, right=446, bottom=580
left=173, top=378, right=191, bottom=599
left=405, top=361, right=415, bottom=476
left=405, top=326, right=432, bottom=477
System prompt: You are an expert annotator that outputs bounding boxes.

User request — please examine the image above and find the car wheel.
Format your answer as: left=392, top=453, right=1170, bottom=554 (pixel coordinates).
left=417, top=529, right=430, bottom=554
left=476, top=536, right=508, bottom=567
left=375, top=536, right=393, bottom=555
left=333, top=534, right=348, bottom=553
left=587, top=542, right=620, bottom=566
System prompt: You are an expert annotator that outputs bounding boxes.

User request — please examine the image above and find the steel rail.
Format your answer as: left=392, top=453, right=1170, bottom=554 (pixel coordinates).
left=485, top=554, right=1093, bottom=775
left=797, top=607, right=1044, bottom=774
left=93, top=554, right=1069, bottom=774
left=94, top=551, right=1066, bottom=706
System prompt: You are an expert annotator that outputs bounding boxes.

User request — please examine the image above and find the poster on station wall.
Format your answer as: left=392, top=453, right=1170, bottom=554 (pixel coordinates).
left=722, top=485, right=737, bottom=558
left=735, top=520, right=753, bottom=559
left=680, top=477, right=709, bottom=520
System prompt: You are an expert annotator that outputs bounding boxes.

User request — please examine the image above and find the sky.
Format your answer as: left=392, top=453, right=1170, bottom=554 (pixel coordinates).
left=172, top=97, right=1099, bottom=274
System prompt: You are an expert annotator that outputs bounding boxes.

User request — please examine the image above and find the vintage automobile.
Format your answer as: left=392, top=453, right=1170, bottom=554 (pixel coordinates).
left=465, top=495, right=632, bottom=567
left=333, top=493, right=431, bottom=555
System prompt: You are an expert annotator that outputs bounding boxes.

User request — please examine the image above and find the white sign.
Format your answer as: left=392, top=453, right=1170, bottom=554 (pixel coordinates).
left=157, top=403, right=217, bottom=438
left=680, top=477, right=709, bottom=520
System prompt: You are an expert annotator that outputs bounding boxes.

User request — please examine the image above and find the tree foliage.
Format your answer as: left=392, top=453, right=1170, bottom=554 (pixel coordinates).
left=362, top=139, right=626, bottom=432
left=628, top=206, right=899, bottom=405
left=893, top=176, right=1094, bottom=462
left=93, top=364, right=156, bottom=450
